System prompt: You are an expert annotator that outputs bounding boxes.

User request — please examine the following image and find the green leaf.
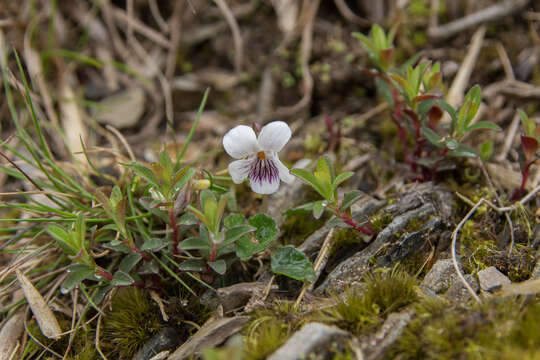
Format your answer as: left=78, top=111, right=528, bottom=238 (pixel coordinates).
left=448, top=144, right=478, bottom=158
left=119, top=253, right=142, bottom=273
left=236, top=214, right=279, bottom=260
left=172, top=167, right=196, bottom=194
left=223, top=225, right=256, bottom=247
left=140, top=237, right=170, bottom=251
left=178, top=236, right=210, bottom=250
left=62, top=264, right=96, bottom=292
left=436, top=99, right=457, bottom=132
left=103, top=240, right=131, bottom=253
left=518, top=109, right=534, bottom=137
left=465, top=121, right=501, bottom=132
left=316, top=156, right=335, bottom=183
left=480, top=140, right=494, bottom=161
left=271, top=245, right=316, bottom=283
left=372, top=24, right=387, bottom=50
left=178, top=212, right=198, bottom=226
left=111, top=271, right=134, bottom=286
left=130, top=163, right=158, bottom=187
left=178, top=259, right=207, bottom=272
left=352, top=32, right=378, bottom=63
left=312, top=200, right=325, bottom=220
left=332, top=172, right=354, bottom=190
left=341, top=190, right=363, bottom=211
left=284, top=202, right=318, bottom=216
left=159, top=148, right=173, bottom=177
left=48, top=225, right=77, bottom=256
left=445, top=138, right=459, bottom=150
left=421, top=127, right=444, bottom=149
left=208, top=259, right=227, bottom=275
left=290, top=168, right=328, bottom=199
left=224, top=213, right=246, bottom=229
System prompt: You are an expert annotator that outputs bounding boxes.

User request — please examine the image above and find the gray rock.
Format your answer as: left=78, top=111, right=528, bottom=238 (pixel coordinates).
left=133, top=327, right=180, bottom=360
left=298, top=195, right=384, bottom=256
left=422, top=259, right=456, bottom=294
left=380, top=217, right=444, bottom=266
left=360, top=309, right=414, bottom=360
left=318, top=203, right=436, bottom=294
left=478, top=266, right=511, bottom=292
left=168, top=317, right=249, bottom=360
left=268, top=323, right=349, bottom=360
left=446, top=274, right=480, bottom=302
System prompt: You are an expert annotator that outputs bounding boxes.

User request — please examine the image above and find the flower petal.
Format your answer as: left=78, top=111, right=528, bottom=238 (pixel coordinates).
left=249, top=157, right=280, bottom=194
left=250, top=176, right=280, bottom=194
left=258, top=121, right=291, bottom=152
left=228, top=158, right=253, bottom=184
left=223, top=125, right=259, bottom=159
left=275, top=157, right=294, bottom=184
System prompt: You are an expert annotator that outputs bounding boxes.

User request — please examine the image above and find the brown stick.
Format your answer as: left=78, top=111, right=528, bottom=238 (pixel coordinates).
left=428, top=0, right=529, bottom=40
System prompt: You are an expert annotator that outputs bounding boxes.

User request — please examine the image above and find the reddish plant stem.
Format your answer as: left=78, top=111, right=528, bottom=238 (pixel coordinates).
left=209, top=242, right=217, bottom=263
left=333, top=206, right=374, bottom=236
left=96, top=267, right=145, bottom=288
left=512, top=160, right=535, bottom=201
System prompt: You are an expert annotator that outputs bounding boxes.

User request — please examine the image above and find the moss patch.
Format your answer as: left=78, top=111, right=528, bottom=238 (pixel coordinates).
left=324, top=268, right=417, bottom=335
left=101, top=288, right=163, bottom=359
left=389, top=296, right=540, bottom=360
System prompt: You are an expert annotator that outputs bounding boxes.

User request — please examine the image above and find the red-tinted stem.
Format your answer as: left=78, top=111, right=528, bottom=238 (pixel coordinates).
left=334, top=207, right=374, bottom=236
left=96, top=268, right=114, bottom=281
left=209, top=242, right=217, bottom=262
left=512, top=160, right=535, bottom=201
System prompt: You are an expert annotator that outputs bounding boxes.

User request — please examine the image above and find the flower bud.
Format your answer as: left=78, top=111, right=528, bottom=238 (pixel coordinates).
left=193, top=179, right=211, bottom=190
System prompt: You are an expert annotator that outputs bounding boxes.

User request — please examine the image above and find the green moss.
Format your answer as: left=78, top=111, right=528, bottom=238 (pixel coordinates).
left=281, top=212, right=327, bottom=246
left=389, top=297, right=540, bottom=360
left=370, top=210, right=393, bottom=232
left=330, top=228, right=366, bottom=255
left=325, top=268, right=417, bottom=335
left=101, top=288, right=163, bottom=359
left=244, top=318, right=289, bottom=360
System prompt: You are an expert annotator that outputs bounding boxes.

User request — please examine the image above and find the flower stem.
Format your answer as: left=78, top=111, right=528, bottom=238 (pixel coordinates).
left=331, top=206, right=374, bottom=236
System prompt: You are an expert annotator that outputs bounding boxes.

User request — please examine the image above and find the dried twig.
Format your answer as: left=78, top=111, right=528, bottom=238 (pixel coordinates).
left=495, top=111, right=520, bottom=162
left=275, top=0, right=320, bottom=117
left=334, top=0, right=370, bottom=26
left=451, top=200, right=483, bottom=303
left=428, top=0, right=529, bottom=40
left=213, top=0, right=244, bottom=73
left=295, top=228, right=335, bottom=307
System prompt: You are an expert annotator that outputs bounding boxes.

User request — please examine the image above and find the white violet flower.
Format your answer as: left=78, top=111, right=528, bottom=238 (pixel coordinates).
left=223, top=121, right=294, bottom=194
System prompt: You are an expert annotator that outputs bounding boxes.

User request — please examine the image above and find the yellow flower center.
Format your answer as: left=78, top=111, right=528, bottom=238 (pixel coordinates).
left=257, top=151, right=266, bottom=160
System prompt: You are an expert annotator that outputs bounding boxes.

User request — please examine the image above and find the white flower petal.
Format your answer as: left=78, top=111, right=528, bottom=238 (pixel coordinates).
left=250, top=176, right=280, bottom=194
left=249, top=157, right=281, bottom=194
left=223, top=125, right=259, bottom=159
left=228, top=158, right=253, bottom=184
left=275, top=157, right=294, bottom=184
left=258, top=121, right=291, bottom=152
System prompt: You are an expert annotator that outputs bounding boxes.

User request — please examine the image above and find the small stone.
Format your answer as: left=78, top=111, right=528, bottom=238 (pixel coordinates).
left=446, top=274, right=480, bottom=302
left=478, top=266, right=511, bottom=292
left=133, top=327, right=180, bottom=360
left=422, top=259, right=455, bottom=294
left=268, top=323, right=349, bottom=360
left=168, top=316, right=249, bottom=360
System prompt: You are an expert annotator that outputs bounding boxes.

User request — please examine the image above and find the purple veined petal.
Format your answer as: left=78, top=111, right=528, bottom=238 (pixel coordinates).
left=248, top=156, right=281, bottom=194
left=258, top=121, right=291, bottom=152
left=228, top=158, right=254, bottom=184
left=223, top=125, right=259, bottom=159
left=275, top=156, right=294, bottom=184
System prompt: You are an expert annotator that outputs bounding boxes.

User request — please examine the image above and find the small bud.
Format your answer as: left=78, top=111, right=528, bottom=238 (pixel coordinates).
left=252, top=122, right=261, bottom=133
left=193, top=179, right=211, bottom=190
